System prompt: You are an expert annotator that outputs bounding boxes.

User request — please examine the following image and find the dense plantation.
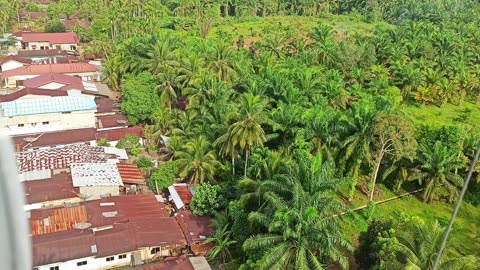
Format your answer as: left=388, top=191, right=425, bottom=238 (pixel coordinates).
left=2, top=0, right=480, bottom=269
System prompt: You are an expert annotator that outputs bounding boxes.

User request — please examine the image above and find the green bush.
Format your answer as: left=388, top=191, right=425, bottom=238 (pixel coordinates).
left=130, top=148, right=141, bottom=156
left=26, top=3, right=40, bottom=12
left=116, top=135, right=140, bottom=149
left=96, top=138, right=110, bottom=147
left=135, top=156, right=154, bottom=168
left=190, top=183, right=222, bottom=216
left=148, top=161, right=178, bottom=192
left=45, top=20, right=66, bottom=33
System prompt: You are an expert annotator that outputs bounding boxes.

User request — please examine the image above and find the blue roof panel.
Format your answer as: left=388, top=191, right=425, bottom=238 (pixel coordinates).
left=1, top=96, right=96, bottom=117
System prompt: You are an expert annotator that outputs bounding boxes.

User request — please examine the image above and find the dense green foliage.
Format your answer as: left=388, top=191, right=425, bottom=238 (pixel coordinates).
left=148, top=161, right=178, bottom=192
left=45, top=20, right=66, bottom=33
left=190, top=183, right=222, bottom=216
left=116, top=134, right=140, bottom=149
left=96, top=138, right=110, bottom=147
left=135, top=156, right=154, bottom=169
left=120, top=72, right=160, bottom=125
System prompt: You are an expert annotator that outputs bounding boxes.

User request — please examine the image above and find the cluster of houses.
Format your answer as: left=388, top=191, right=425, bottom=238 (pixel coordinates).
left=0, top=32, right=212, bottom=270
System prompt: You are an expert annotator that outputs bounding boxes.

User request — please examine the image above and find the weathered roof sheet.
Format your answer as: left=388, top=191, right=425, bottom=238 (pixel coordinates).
left=96, top=126, right=144, bottom=141
left=117, top=163, right=145, bottom=185
left=21, top=32, right=79, bottom=44
left=17, top=49, right=69, bottom=58
left=22, top=72, right=85, bottom=90
left=30, top=205, right=88, bottom=236
left=175, top=211, right=212, bottom=245
left=97, top=114, right=129, bottom=129
left=12, top=128, right=97, bottom=150
left=1, top=62, right=96, bottom=78
left=70, top=163, right=123, bottom=187
left=0, top=96, right=96, bottom=117
left=16, top=144, right=110, bottom=172
left=23, top=172, right=79, bottom=204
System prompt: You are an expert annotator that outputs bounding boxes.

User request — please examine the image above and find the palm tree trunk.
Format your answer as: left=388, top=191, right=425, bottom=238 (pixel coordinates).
left=244, top=146, right=250, bottom=178
left=370, top=148, right=385, bottom=201
left=231, top=152, right=235, bottom=176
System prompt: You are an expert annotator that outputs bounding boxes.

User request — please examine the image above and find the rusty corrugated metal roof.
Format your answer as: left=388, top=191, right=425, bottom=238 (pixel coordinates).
left=117, top=163, right=145, bottom=185
left=30, top=205, right=88, bottom=236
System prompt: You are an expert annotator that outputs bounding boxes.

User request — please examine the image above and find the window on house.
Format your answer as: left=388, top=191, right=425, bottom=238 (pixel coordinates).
left=71, top=45, right=77, bottom=50
left=62, top=112, right=71, bottom=114
left=49, top=266, right=59, bottom=270
left=118, top=254, right=127, bottom=259
left=150, top=247, right=160, bottom=254
left=42, top=121, right=49, bottom=125
left=56, top=45, right=61, bottom=50
left=31, top=45, right=37, bottom=49
left=76, top=261, right=87, bottom=266
left=106, top=257, right=114, bottom=262
left=18, top=124, right=24, bottom=128
left=32, top=123, right=37, bottom=127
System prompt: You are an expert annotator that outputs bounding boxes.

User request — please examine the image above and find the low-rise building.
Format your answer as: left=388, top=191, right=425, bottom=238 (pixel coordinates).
left=20, top=32, right=79, bottom=51
left=0, top=55, right=31, bottom=72
left=70, top=163, right=123, bottom=200
left=21, top=72, right=95, bottom=91
left=31, top=194, right=188, bottom=270
left=1, top=62, right=98, bottom=87
left=0, top=95, right=97, bottom=136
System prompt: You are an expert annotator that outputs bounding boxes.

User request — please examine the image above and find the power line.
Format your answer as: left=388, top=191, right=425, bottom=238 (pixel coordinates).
left=432, top=144, right=480, bottom=269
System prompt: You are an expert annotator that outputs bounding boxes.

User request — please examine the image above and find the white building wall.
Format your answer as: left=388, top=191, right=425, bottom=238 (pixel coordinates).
left=0, top=109, right=96, bottom=136
left=1, top=61, right=25, bottom=72
left=36, top=252, right=132, bottom=270
left=79, top=186, right=120, bottom=201
left=27, top=41, right=50, bottom=50
left=38, top=82, right=66, bottom=89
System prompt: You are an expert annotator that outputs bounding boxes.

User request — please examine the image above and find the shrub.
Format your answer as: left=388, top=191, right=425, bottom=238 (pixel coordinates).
left=45, top=20, right=66, bottom=33
left=96, top=138, right=110, bottom=147
left=116, top=135, right=140, bottom=149
left=148, top=161, right=178, bottom=193
left=26, top=3, right=40, bottom=12
left=130, top=148, right=141, bottom=156
left=136, top=156, right=153, bottom=169
left=190, top=183, right=222, bottom=216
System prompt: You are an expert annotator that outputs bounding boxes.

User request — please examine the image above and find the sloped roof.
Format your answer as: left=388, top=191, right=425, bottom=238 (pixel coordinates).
left=96, top=126, right=144, bottom=141
left=175, top=211, right=212, bottom=245
left=23, top=172, right=79, bottom=204
left=1, top=62, right=97, bottom=78
left=70, top=163, right=123, bottom=187
left=23, top=73, right=85, bottom=90
left=31, top=206, right=88, bottom=236
left=0, top=87, right=68, bottom=102
left=17, top=49, right=69, bottom=58
left=12, top=128, right=97, bottom=150
left=0, top=96, right=96, bottom=117
left=0, top=55, right=32, bottom=65
left=21, top=32, right=79, bottom=44
left=117, top=163, right=145, bottom=185
left=97, top=114, right=129, bottom=129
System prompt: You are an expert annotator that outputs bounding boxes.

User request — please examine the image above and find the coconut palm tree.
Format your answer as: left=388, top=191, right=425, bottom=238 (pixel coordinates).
left=409, top=141, right=464, bottom=203
left=175, top=136, right=221, bottom=186
left=394, top=220, right=478, bottom=269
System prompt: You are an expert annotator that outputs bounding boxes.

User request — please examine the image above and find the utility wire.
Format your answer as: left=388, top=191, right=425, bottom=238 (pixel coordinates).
left=432, top=144, right=480, bottom=269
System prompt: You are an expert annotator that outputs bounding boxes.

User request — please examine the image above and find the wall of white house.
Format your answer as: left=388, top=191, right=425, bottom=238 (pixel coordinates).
left=25, top=42, right=78, bottom=51
left=1, top=61, right=26, bottom=72
left=35, top=252, right=132, bottom=270
left=78, top=186, right=120, bottom=201
left=0, top=109, right=96, bottom=136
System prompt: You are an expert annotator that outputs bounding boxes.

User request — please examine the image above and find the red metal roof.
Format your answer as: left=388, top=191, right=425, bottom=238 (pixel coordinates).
left=97, top=114, right=129, bottom=129
left=21, top=32, right=79, bottom=44
left=142, top=256, right=194, bottom=270
left=174, top=185, right=193, bottom=204
left=31, top=205, right=88, bottom=236
left=96, top=126, right=144, bottom=141
left=1, top=62, right=96, bottom=78
left=0, top=87, right=68, bottom=102
left=31, top=195, right=188, bottom=267
left=0, top=55, right=32, bottom=65
left=175, top=211, right=212, bottom=245
left=12, top=128, right=97, bottom=151
left=22, top=72, right=85, bottom=90
left=64, top=19, right=91, bottom=30
left=117, top=163, right=145, bottom=185
left=23, top=172, right=79, bottom=204
left=17, top=49, right=69, bottom=58
left=95, top=97, right=119, bottom=113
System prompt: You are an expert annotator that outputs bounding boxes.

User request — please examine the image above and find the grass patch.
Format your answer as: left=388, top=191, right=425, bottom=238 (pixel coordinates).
left=402, top=101, right=480, bottom=133
left=341, top=184, right=480, bottom=256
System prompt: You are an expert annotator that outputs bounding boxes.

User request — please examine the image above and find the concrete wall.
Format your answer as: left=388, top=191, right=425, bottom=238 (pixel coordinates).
left=0, top=109, right=96, bottom=136
left=36, top=252, right=132, bottom=270
left=79, top=186, right=120, bottom=201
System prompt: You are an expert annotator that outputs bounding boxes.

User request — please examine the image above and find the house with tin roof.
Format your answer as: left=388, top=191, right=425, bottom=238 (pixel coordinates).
left=0, top=95, right=97, bottom=136
left=1, top=62, right=98, bottom=88
left=20, top=32, right=79, bottom=51
left=30, top=194, right=190, bottom=270
left=0, top=55, right=32, bottom=72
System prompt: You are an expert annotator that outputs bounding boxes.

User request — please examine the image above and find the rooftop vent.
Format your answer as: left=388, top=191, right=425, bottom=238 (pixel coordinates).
left=23, top=137, right=38, bottom=142
left=116, top=120, right=128, bottom=124
left=100, top=202, right=115, bottom=206
left=102, top=211, right=118, bottom=218
left=91, top=244, right=97, bottom=253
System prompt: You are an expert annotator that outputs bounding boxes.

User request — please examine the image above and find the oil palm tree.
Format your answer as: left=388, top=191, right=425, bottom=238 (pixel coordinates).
left=394, top=220, right=478, bottom=269
left=243, top=153, right=351, bottom=269
left=203, top=225, right=237, bottom=263
left=409, top=141, right=464, bottom=203
left=175, top=136, right=221, bottom=186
